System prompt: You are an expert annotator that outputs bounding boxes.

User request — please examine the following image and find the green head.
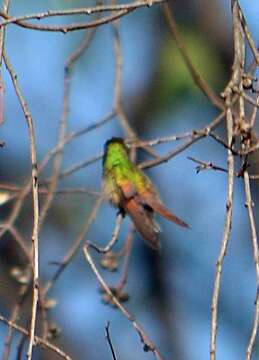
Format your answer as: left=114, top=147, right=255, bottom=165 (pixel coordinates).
left=103, top=137, right=130, bottom=172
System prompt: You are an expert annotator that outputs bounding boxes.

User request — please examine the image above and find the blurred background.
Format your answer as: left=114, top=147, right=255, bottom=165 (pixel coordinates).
left=0, top=0, right=259, bottom=359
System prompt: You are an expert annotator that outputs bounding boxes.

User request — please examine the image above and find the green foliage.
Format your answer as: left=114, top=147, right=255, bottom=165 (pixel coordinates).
left=157, top=28, right=223, bottom=103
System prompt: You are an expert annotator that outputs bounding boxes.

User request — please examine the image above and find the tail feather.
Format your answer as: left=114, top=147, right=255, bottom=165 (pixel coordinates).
left=124, top=198, right=160, bottom=250
left=140, top=192, right=189, bottom=228
left=151, top=202, right=189, bottom=228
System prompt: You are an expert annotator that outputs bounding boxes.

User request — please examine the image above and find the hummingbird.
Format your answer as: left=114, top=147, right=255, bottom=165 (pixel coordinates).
left=102, top=137, right=189, bottom=250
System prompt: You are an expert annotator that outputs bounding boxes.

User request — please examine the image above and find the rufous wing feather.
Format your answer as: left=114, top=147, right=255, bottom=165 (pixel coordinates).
left=124, top=196, right=161, bottom=250
left=140, top=191, right=189, bottom=228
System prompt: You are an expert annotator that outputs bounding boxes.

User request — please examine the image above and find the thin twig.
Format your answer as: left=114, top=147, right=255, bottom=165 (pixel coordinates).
left=55, top=153, right=103, bottom=181
left=105, top=322, right=117, bottom=360
left=38, top=111, right=113, bottom=175
left=43, top=196, right=103, bottom=296
left=209, top=131, right=239, bottom=155
left=89, top=213, right=123, bottom=253
left=40, top=21, right=100, bottom=340
left=0, top=1, right=165, bottom=27
left=163, top=2, right=224, bottom=110
left=3, top=284, right=30, bottom=360
left=83, top=244, right=164, bottom=360
left=0, top=9, right=134, bottom=34
left=0, top=314, right=72, bottom=360
left=8, top=226, right=31, bottom=264
left=188, top=156, right=228, bottom=174
left=0, top=0, right=10, bottom=125
left=140, top=111, right=224, bottom=169
left=39, top=13, right=98, bottom=230
left=236, top=1, right=259, bottom=67
left=244, top=171, right=259, bottom=360
left=66, top=111, right=114, bottom=144
left=0, top=184, right=99, bottom=197
left=116, top=226, right=134, bottom=291
left=112, top=21, right=135, bottom=140
left=112, top=17, right=158, bottom=160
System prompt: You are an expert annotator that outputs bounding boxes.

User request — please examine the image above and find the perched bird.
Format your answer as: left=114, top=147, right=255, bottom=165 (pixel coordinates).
left=102, top=137, right=189, bottom=250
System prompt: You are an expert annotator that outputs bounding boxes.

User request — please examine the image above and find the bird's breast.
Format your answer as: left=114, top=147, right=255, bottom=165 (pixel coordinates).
left=103, top=176, right=121, bottom=207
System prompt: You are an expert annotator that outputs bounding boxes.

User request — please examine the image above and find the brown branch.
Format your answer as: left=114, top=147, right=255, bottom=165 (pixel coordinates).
left=129, top=132, right=198, bottom=148
left=0, top=1, right=165, bottom=27
left=89, top=213, right=124, bottom=253
left=210, top=99, right=234, bottom=360
left=0, top=184, right=100, bottom=197
left=3, top=51, right=40, bottom=360
left=211, top=2, right=243, bottom=358
left=140, top=111, right=224, bottom=169
left=0, top=314, right=72, bottom=360
left=0, top=9, right=134, bottom=34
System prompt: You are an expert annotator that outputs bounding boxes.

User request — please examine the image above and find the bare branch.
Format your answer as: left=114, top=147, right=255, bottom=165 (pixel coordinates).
left=89, top=213, right=124, bottom=253
left=3, top=51, right=40, bottom=360
left=211, top=2, right=244, bottom=358
left=0, top=314, right=72, bottom=360
left=0, top=1, right=165, bottom=28
left=244, top=171, right=259, bottom=360
left=140, top=111, right=224, bottom=169
left=0, top=4, right=164, bottom=34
